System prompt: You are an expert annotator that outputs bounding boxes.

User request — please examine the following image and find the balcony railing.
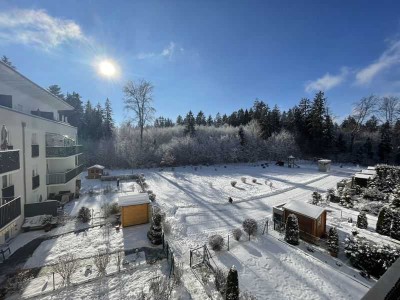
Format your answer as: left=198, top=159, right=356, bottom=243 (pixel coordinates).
left=2, top=185, right=14, bottom=199
left=0, top=196, right=21, bottom=230
left=46, top=145, right=83, bottom=158
left=32, top=175, right=40, bottom=190
left=0, top=149, right=20, bottom=175
left=46, top=164, right=84, bottom=185
left=32, top=144, right=39, bottom=158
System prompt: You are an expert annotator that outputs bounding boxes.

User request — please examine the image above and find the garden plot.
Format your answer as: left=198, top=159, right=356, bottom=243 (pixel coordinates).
left=24, top=224, right=155, bottom=269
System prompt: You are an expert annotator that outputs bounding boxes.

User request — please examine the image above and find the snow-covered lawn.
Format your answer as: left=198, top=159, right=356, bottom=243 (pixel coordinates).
left=11, top=162, right=393, bottom=299
left=24, top=224, right=155, bottom=269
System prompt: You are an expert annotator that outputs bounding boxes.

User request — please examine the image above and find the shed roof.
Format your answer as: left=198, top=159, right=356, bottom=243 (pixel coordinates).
left=318, top=159, right=331, bottom=164
left=283, top=201, right=325, bottom=219
left=118, top=192, right=150, bottom=207
left=367, top=166, right=376, bottom=171
left=354, top=173, right=373, bottom=180
left=361, top=169, right=376, bottom=175
left=87, top=164, right=105, bottom=170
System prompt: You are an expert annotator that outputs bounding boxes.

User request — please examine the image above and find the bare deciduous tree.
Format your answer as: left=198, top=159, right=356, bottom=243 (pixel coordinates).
left=379, top=96, right=400, bottom=125
left=123, top=79, right=155, bottom=148
left=51, top=253, right=79, bottom=286
left=93, top=250, right=110, bottom=276
left=350, top=95, right=378, bottom=152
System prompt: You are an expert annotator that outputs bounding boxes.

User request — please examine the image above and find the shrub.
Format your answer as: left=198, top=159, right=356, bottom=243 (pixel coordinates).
left=363, top=189, right=386, bottom=201
left=209, top=234, right=225, bottom=251
left=147, top=213, right=163, bottom=245
left=149, top=193, right=156, bottom=201
left=214, top=267, right=227, bottom=295
left=327, top=227, right=339, bottom=256
left=226, top=266, right=239, bottom=300
left=231, top=181, right=237, bottom=187
left=241, top=177, right=246, bottom=183
left=93, top=250, right=110, bottom=276
left=240, top=291, right=258, bottom=300
left=285, top=214, right=299, bottom=245
left=232, top=228, right=243, bottom=241
left=326, top=188, right=339, bottom=203
left=391, top=211, right=400, bottom=240
left=357, top=211, right=368, bottom=229
left=311, top=191, right=322, bottom=205
left=376, top=207, right=393, bottom=236
left=252, top=178, right=257, bottom=183
left=78, top=207, right=91, bottom=223
left=51, top=253, right=79, bottom=286
left=242, top=219, right=258, bottom=241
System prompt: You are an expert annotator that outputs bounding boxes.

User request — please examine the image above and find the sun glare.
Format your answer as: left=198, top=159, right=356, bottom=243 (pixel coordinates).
left=98, top=60, right=117, bottom=78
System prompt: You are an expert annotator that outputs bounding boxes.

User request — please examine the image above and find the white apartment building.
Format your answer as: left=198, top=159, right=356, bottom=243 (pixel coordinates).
left=0, top=61, right=83, bottom=244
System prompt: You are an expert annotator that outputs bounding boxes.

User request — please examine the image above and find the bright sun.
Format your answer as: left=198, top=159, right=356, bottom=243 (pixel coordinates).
left=98, top=60, right=117, bottom=77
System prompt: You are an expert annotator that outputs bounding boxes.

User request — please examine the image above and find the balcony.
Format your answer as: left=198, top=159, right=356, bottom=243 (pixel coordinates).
left=32, top=144, right=39, bottom=158
left=0, top=196, right=21, bottom=230
left=2, top=185, right=14, bottom=199
left=46, top=145, right=83, bottom=158
left=32, top=175, right=40, bottom=190
left=46, top=164, right=84, bottom=185
left=0, top=149, right=20, bottom=175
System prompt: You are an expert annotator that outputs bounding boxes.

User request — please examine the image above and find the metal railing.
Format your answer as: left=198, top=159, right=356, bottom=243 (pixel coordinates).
left=46, top=145, right=83, bottom=158
left=0, top=196, right=21, bottom=229
left=0, top=149, right=20, bottom=174
left=46, top=164, right=84, bottom=185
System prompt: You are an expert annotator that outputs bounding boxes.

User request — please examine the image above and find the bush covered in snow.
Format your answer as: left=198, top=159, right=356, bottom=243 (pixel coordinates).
left=285, top=214, right=299, bottom=245
left=356, top=211, right=368, bottom=229
left=241, top=177, right=246, bottom=183
left=231, top=181, right=237, bottom=187
left=209, top=234, right=225, bottom=251
left=252, top=178, right=257, bottom=183
left=232, top=228, right=243, bottom=241
left=78, top=207, right=91, bottom=223
left=327, top=227, right=339, bottom=257
left=326, top=188, right=339, bottom=203
left=391, top=211, right=400, bottom=240
left=344, top=236, right=400, bottom=278
left=226, top=266, right=239, bottom=300
left=147, top=213, right=163, bottom=245
left=363, top=189, right=386, bottom=202
left=376, top=206, right=392, bottom=236
left=311, top=191, right=322, bottom=205
left=242, top=219, right=258, bottom=240
left=214, top=267, right=227, bottom=296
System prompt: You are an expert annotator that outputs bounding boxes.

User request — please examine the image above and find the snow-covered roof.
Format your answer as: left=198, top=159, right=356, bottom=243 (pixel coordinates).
left=283, top=201, right=325, bottom=219
left=318, top=159, right=331, bottom=164
left=361, top=169, right=376, bottom=175
left=354, top=173, right=373, bottom=180
left=367, top=166, right=376, bottom=171
left=118, top=192, right=150, bottom=207
left=87, top=164, right=105, bottom=170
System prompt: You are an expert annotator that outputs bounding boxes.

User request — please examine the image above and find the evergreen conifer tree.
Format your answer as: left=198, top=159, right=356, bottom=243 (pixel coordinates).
left=327, top=227, right=339, bottom=256
left=285, top=214, right=299, bottom=245
left=376, top=207, right=392, bottom=236
left=225, top=266, right=239, bottom=300
left=184, top=111, right=196, bottom=136
left=357, top=211, right=368, bottom=229
left=147, top=213, right=163, bottom=245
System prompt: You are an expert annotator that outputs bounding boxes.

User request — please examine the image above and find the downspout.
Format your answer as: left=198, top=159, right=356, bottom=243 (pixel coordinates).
left=21, top=122, right=27, bottom=206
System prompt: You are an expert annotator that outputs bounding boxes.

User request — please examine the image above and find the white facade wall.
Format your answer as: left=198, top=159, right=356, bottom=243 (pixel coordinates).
left=0, top=66, right=80, bottom=244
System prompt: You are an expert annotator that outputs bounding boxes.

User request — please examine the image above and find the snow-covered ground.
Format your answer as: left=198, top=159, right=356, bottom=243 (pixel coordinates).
left=10, top=162, right=396, bottom=299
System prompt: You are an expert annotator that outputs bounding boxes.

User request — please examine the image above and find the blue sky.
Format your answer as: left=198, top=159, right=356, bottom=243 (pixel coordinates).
left=0, top=0, right=400, bottom=124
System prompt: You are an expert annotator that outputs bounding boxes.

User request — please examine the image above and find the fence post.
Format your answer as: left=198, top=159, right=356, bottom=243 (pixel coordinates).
left=227, top=234, right=230, bottom=251
left=190, top=250, right=192, bottom=268
left=52, top=272, right=55, bottom=290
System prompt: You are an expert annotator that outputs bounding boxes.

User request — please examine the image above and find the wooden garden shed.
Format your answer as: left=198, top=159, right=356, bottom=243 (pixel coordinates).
left=118, top=193, right=151, bottom=227
left=282, top=201, right=326, bottom=239
left=87, top=164, right=105, bottom=179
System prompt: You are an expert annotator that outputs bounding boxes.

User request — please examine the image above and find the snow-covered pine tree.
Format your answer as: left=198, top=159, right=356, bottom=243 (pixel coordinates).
left=147, top=213, right=163, bottom=245
left=327, top=227, right=339, bottom=257
left=376, top=206, right=393, bottom=236
left=225, top=265, right=239, bottom=300
left=391, top=211, right=400, bottom=241
left=357, top=211, right=368, bottom=229
left=311, top=191, right=322, bottom=205
left=285, top=214, right=299, bottom=245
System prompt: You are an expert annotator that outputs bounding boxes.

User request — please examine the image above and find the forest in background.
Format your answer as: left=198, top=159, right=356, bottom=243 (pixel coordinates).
left=45, top=81, right=400, bottom=169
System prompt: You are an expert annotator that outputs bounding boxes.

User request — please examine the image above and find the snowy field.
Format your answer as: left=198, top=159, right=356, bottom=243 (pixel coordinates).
left=10, top=162, right=391, bottom=299
left=66, top=162, right=372, bottom=299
